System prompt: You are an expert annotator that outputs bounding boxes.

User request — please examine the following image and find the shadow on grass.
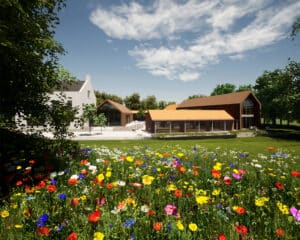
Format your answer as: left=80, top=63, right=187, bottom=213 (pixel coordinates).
left=0, top=128, right=80, bottom=198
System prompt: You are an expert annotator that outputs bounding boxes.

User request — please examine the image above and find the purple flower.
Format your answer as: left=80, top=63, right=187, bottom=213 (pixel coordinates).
left=123, top=219, right=135, bottom=227
left=58, top=193, right=67, bottom=200
left=36, top=214, right=49, bottom=227
left=50, top=179, right=57, bottom=185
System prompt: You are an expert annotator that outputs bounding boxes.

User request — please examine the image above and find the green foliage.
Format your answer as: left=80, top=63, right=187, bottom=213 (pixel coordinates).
left=236, top=84, right=253, bottom=92
left=141, top=95, right=158, bottom=110
left=0, top=0, right=65, bottom=123
left=124, top=93, right=142, bottom=110
left=254, top=61, right=300, bottom=124
left=291, top=16, right=300, bottom=39
left=81, top=104, right=107, bottom=132
left=210, top=83, right=236, bottom=96
left=95, top=91, right=123, bottom=106
left=188, top=94, right=207, bottom=99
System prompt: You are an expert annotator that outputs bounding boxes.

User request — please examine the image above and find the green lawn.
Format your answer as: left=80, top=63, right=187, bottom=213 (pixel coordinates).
left=78, top=136, right=300, bottom=157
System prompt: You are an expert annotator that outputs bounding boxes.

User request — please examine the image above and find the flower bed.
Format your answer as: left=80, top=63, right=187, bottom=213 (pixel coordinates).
left=0, top=144, right=299, bottom=239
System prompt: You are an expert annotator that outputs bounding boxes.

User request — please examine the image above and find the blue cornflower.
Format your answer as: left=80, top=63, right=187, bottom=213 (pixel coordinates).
left=167, top=222, right=172, bottom=232
left=36, top=214, right=49, bottom=227
left=58, top=193, right=67, bottom=200
left=50, top=179, right=57, bottom=185
left=123, top=219, right=135, bottom=227
left=78, top=173, right=86, bottom=179
left=228, top=162, right=236, bottom=168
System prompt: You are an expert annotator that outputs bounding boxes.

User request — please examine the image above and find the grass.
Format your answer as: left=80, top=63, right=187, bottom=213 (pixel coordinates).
left=78, top=136, right=300, bottom=158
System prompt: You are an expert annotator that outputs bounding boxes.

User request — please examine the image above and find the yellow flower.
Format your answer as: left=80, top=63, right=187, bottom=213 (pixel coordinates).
left=167, top=183, right=177, bottom=191
left=126, top=156, right=134, bottom=162
left=80, top=195, right=87, bottom=201
left=16, top=165, right=22, bottom=170
left=15, top=224, right=23, bottom=229
left=1, top=210, right=9, bottom=218
left=177, top=152, right=184, bottom=158
left=212, top=189, right=221, bottom=196
left=255, top=197, right=269, bottom=207
left=142, top=175, right=155, bottom=185
left=10, top=203, right=18, bottom=209
left=196, top=196, right=209, bottom=205
left=94, top=231, right=105, bottom=240
left=176, top=220, right=185, bottom=231
left=105, top=171, right=112, bottom=178
left=189, top=223, right=198, bottom=232
left=280, top=176, right=286, bottom=179
left=96, top=173, right=105, bottom=182
left=277, top=202, right=289, bottom=215
left=233, top=169, right=239, bottom=174
left=213, top=162, right=222, bottom=170
left=195, top=189, right=207, bottom=196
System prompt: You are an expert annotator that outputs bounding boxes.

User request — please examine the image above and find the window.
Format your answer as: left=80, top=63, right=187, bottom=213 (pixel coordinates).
left=243, top=98, right=254, bottom=114
left=87, top=90, right=90, bottom=98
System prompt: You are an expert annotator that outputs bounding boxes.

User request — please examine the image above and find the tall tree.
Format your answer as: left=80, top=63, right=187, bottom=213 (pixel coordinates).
left=124, top=93, right=141, bottom=110
left=291, top=16, right=300, bottom=39
left=94, top=91, right=123, bottom=106
left=236, top=84, right=253, bottom=92
left=211, top=83, right=236, bottom=96
left=0, top=1, right=66, bottom=126
left=142, top=95, right=158, bottom=110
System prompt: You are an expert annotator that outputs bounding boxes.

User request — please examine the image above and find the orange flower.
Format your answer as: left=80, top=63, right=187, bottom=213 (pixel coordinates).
left=178, top=166, right=186, bottom=173
left=68, top=178, right=78, bottom=185
left=71, top=197, right=79, bottom=207
left=211, top=169, right=221, bottom=179
left=80, top=169, right=88, bottom=175
left=148, top=210, right=155, bottom=216
left=276, top=228, right=284, bottom=237
left=80, top=159, right=89, bottom=165
left=235, top=207, right=246, bottom=215
left=106, top=183, right=113, bottom=189
left=29, top=159, right=36, bottom=165
left=267, top=146, right=275, bottom=151
left=36, top=180, right=46, bottom=189
left=88, top=210, right=101, bottom=223
left=153, top=222, right=162, bottom=231
left=193, top=170, right=199, bottom=176
left=47, top=185, right=57, bottom=193
left=174, top=189, right=182, bottom=198
left=135, top=160, right=143, bottom=166
left=104, top=160, right=109, bottom=165
left=37, top=227, right=50, bottom=236
left=163, top=152, right=171, bottom=157
left=25, top=185, right=35, bottom=193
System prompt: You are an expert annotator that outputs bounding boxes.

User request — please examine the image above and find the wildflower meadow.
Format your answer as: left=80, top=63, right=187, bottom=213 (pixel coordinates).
left=0, top=143, right=299, bottom=239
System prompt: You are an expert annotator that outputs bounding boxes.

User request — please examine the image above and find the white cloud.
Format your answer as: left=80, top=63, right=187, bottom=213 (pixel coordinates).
left=90, top=0, right=300, bottom=81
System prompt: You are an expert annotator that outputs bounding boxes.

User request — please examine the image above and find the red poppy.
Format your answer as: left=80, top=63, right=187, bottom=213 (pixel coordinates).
left=37, top=227, right=50, bottom=236
left=235, top=225, right=248, bottom=235
left=174, top=189, right=182, bottom=198
left=88, top=210, right=101, bottom=223
left=36, top=180, right=46, bottom=189
left=218, top=233, right=227, bottom=240
left=275, top=181, right=284, bottom=190
left=148, top=210, right=155, bottom=216
left=223, top=176, right=231, bottom=185
left=276, top=228, right=284, bottom=237
left=47, top=185, right=57, bottom=193
left=211, top=169, right=221, bottom=179
left=153, top=222, right=162, bottom=231
left=106, top=183, right=113, bottom=189
left=16, top=180, right=23, bottom=186
left=68, top=178, right=78, bottom=185
left=29, top=159, right=36, bottom=165
left=291, top=170, right=300, bottom=178
left=67, top=232, right=77, bottom=240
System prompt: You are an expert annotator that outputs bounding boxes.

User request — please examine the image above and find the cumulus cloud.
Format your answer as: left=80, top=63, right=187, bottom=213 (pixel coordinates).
left=90, top=0, right=300, bottom=81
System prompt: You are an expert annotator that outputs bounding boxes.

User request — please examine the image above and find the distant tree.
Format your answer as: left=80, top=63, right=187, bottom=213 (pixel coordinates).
left=211, top=83, right=236, bottom=96
left=0, top=0, right=65, bottom=127
left=142, top=95, right=158, bottom=110
left=94, top=113, right=107, bottom=133
left=158, top=100, right=167, bottom=109
left=188, top=94, right=207, bottom=99
left=81, top=104, right=99, bottom=133
left=124, top=93, right=141, bottom=110
left=236, top=84, right=253, bottom=92
left=291, top=16, right=300, bottom=39
left=95, top=91, right=123, bottom=106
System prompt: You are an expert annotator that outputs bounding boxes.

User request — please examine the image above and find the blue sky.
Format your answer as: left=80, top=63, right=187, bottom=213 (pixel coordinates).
left=55, top=0, right=300, bottom=103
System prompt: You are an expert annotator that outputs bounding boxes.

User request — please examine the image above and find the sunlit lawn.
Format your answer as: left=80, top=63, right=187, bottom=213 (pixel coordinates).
left=1, top=136, right=299, bottom=239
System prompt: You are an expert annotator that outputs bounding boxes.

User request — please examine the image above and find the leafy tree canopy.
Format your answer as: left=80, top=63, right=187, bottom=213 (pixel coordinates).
left=210, top=83, right=236, bottom=96
left=0, top=0, right=65, bottom=123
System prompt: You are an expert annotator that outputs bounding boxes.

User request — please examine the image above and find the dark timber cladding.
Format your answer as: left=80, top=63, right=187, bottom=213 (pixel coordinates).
left=177, top=91, right=261, bottom=129
left=97, top=99, right=133, bottom=126
left=145, top=110, right=234, bottom=133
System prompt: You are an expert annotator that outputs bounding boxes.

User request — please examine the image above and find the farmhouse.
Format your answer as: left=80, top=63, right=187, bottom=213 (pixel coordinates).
left=49, top=75, right=96, bottom=129
left=97, top=99, right=133, bottom=126
left=177, top=91, right=261, bottom=130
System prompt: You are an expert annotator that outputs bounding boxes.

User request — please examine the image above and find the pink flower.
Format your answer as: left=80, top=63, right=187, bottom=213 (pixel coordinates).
left=290, top=207, right=300, bottom=221
left=232, top=173, right=242, bottom=180
left=164, top=204, right=177, bottom=216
